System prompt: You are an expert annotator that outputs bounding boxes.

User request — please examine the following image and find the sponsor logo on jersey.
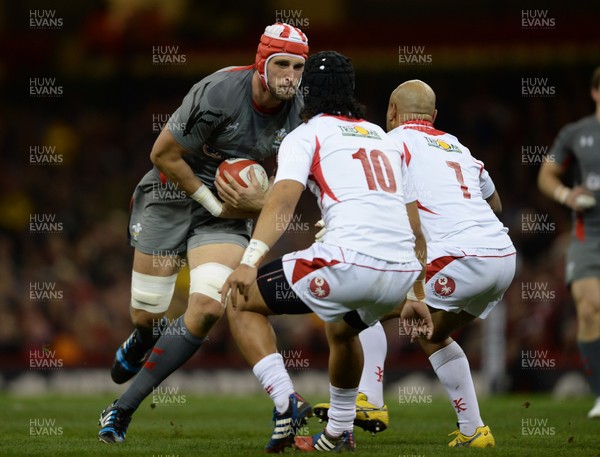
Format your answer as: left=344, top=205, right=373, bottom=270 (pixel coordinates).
left=309, top=276, right=330, bottom=298
left=579, top=135, right=594, bottom=147
left=431, top=275, right=456, bottom=298
left=338, top=125, right=381, bottom=140
left=425, top=137, right=462, bottom=153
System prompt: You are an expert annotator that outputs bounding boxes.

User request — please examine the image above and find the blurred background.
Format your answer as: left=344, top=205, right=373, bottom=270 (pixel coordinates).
left=1, top=0, right=600, bottom=394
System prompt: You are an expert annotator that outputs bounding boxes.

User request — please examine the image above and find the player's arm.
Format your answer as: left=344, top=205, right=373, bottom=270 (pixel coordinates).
left=220, top=179, right=304, bottom=305
left=149, top=128, right=224, bottom=217
left=150, top=128, right=203, bottom=196
left=485, top=191, right=502, bottom=214
left=406, top=200, right=427, bottom=297
left=538, top=160, right=595, bottom=211
left=215, top=168, right=270, bottom=218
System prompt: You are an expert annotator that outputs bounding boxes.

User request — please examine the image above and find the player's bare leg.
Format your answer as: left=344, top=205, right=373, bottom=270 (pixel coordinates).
left=227, top=284, right=312, bottom=453
left=226, top=282, right=278, bottom=365
left=99, top=244, right=242, bottom=443
left=110, top=250, right=179, bottom=384
left=571, top=277, right=600, bottom=418
left=313, top=322, right=390, bottom=434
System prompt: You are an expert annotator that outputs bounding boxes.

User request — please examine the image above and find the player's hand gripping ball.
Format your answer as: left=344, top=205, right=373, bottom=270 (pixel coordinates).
left=216, top=159, right=269, bottom=192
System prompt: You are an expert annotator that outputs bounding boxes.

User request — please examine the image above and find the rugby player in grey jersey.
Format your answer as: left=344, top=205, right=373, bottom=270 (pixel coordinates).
left=98, top=23, right=308, bottom=443
left=538, top=66, right=600, bottom=418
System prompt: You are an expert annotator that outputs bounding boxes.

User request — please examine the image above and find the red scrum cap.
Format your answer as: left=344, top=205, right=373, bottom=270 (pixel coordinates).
left=255, top=23, right=309, bottom=89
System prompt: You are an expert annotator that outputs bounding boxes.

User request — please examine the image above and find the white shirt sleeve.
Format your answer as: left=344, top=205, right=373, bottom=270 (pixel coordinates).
left=274, top=127, right=315, bottom=187
left=475, top=159, right=496, bottom=199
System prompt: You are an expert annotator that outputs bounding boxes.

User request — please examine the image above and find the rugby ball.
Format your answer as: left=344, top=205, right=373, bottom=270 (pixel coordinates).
left=574, top=194, right=596, bottom=210
left=216, top=158, right=269, bottom=192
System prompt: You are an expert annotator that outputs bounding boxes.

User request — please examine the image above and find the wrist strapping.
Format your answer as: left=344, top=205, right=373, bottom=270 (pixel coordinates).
left=191, top=185, right=223, bottom=217
left=240, top=239, right=270, bottom=268
left=407, top=278, right=425, bottom=301
left=553, top=185, right=571, bottom=205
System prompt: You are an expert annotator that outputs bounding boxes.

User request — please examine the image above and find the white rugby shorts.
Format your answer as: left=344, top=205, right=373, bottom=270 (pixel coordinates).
left=281, top=243, right=422, bottom=326
left=425, top=245, right=516, bottom=318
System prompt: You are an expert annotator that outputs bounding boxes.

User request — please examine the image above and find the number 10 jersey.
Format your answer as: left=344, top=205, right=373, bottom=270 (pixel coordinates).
left=274, top=113, right=417, bottom=263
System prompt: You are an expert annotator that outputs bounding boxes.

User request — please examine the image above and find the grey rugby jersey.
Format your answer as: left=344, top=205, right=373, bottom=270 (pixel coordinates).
left=167, top=65, right=303, bottom=190
left=549, top=114, right=600, bottom=239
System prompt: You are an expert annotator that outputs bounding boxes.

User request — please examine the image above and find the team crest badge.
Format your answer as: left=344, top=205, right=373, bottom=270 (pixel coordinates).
left=131, top=223, right=142, bottom=240
left=432, top=275, right=456, bottom=298
left=309, top=276, right=330, bottom=298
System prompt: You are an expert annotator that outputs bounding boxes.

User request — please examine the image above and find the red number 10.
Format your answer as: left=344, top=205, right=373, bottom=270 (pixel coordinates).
left=352, top=148, right=397, bottom=193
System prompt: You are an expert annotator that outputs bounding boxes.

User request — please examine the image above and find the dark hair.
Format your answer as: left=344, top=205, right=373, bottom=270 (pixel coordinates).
left=300, top=95, right=366, bottom=122
left=300, top=50, right=366, bottom=121
left=592, top=66, right=600, bottom=90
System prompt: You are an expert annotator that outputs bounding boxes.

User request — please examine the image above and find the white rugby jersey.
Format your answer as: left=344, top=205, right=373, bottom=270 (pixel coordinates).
left=387, top=121, right=512, bottom=251
left=275, top=114, right=417, bottom=263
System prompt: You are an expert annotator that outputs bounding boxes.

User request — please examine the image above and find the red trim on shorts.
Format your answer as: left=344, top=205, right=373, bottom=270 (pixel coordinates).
left=310, top=136, right=339, bottom=204
left=400, top=120, right=446, bottom=136
left=575, top=213, right=585, bottom=241
left=159, top=171, right=168, bottom=184
left=459, top=250, right=517, bottom=258
left=286, top=252, right=421, bottom=285
left=291, top=258, right=341, bottom=284
left=426, top=256, right=462, bottom=282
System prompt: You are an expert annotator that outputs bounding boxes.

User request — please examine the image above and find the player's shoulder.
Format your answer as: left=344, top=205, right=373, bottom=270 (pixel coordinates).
left=189, top=65, right=253, bottom=111
left=312, top=114, right=387, bottom=139
left=559, top=114, right=598, bottom=136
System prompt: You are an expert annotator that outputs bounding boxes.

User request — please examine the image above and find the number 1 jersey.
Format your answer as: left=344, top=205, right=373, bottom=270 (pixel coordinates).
left=387, top=121, right=512, bottom=251
left=274, top=113, right=417, bottom=263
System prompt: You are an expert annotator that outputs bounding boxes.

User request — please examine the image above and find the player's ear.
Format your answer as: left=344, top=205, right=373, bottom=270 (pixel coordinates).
left=386, top=101, right=397, bottom=131
left=432, top=109, right=438, bottom=123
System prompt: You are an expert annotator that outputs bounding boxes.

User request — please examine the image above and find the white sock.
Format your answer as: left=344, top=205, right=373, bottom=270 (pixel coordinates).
left=429, top=341, right=484, bottom=436
left=326, top=384, right=358, bottom=437
left=357, top=322, right=387, bottom=407
left=253, top=353, right=295, bottom=414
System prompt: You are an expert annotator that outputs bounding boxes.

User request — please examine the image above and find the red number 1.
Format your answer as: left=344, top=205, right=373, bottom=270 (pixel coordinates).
left=446, top=161, right=471, bottom=199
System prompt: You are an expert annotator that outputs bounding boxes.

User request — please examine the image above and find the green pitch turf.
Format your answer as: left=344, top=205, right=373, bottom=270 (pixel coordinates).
left=1, top=393, right=599, bottom=456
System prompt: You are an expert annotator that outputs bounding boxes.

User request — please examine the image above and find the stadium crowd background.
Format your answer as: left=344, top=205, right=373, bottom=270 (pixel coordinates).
left=1, top=0, right=600, bottom=393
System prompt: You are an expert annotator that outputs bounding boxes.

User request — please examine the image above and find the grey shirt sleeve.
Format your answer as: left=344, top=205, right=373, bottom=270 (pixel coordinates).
left=167, top=81, right=226, bottom=153
left=549, top=122, right=575, bottom=168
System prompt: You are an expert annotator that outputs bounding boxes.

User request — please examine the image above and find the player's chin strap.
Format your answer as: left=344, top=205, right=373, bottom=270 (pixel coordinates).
left=191, top=185, right=223, bottom=217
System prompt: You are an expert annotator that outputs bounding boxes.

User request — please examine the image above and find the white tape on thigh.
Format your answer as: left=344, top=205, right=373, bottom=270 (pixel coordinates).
left=189, top=263, right=234, bottom=304
left=131, top=271, right=178, bottom=313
